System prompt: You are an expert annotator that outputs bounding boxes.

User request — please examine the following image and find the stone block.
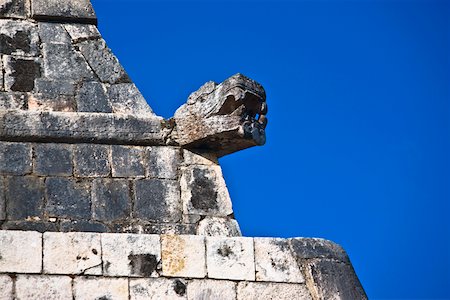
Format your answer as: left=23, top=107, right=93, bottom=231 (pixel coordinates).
left=187, top=279, right=236, bottom=300
left=182, top=149, right=218, bottom=166
left=31, top=0, right=97, bottom=23
left=1, top=220, right=58, bottom=232
left=147, top=147, right=180, bottom=179
left=108, top=83, right=154, bottom=116
left=141, top=223, right=197, bottom=235
left=3, top=55, right=41, bottom=92
left=15, top=275, right=73, bottom=300
left=74, top=144, right=110, bottom=177
left=134, top=179, right=181, bottom=223
left=102, top=233, right=161, bottom=277
left=161, top=235, right=206, bottom=278
left=64, top=24, right=100, bottom=43
left=0, top=230, right=42, bottom=273
left=254, top=238, right=304, bottom=283
left=0, top=0, right=30, bottom=18
left=60, top=220, right=108, bottom=233
left=0, top=178, right=5, bottom=221
left=5, top=176, right=44, bottom=220
left=130, top=278, right=187, bottom=300
left=0, top=142, right=31, bottom=175
left=197, top=217, right=241, bottom=237
left=38, top=22, right=70, bottom=44
left=0, top=275, right=13, bottom=300
left=181, top=165, right=233, bottom=216
left=290, top=238, right=350, bottom=263
left=0, top=91, right=27, bottom=109
left=237, top=282, right=312, bottom=300
left=42, top=43, right=94, bottom=81
left=73, top=277, right=128, bottom=300
left=28, top=93, right=76, bottom=112
left=45, top=177, right=91, bottom=219
left=34, top=79, right=76, bottom=97
left=76, top=81, right=112, bottom=113
left=92, top=178, right=130, bottom=221
left=206, top=236, right=255, bottom=281
left=111, top=145, right=146, bottom=177
left=0, top=20, right=39, bottom=56
left=43, top=232, right=102, bottom=275
left=34, top=143, right=73, bottom=176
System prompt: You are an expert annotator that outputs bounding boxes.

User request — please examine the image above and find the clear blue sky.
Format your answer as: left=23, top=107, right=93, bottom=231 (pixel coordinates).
left=92, top=1, right=449, bottom=298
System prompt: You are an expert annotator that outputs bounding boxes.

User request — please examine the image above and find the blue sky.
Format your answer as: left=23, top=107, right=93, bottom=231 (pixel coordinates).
left=92, top=0, right=449, bottom=298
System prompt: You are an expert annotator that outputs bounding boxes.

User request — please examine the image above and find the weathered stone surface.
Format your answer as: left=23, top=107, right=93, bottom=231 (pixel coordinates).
left=0, top=91, right=27, bottom=109
left=5, top=176, right=44, bottom=220
left=0, top=275, right=13, bottom=300
left=108, top=83, right=154, bottom=116
left=76, top=81, right=112, bottom=113
left=182, top=214, right=202, bottom=224
left=111, top=145, right=146, bottom=177
left=303, top=259, right=368, bottom=300
left=60, top=220, right=108, bottom=233
left=182, top=149, right=218, bottom=166
left=181, top=165, right=233, bottom=216
left=254, top=238, right=304, bottom=283
left=187, top=279, right=236, bottom=300
left=28, top=93, right=76, bottom=112
left=34, top=143, right=73, bottom=176
left=290, top=238, right=350, bottom=263
left=45, top=177, right=91, bottom=219
left=161, top=235, right=206, bottom=278
left=43, top=232, right=102, bottom=275
left=134, top=179, right=181, bottom=223
left=0, top=0, right=30, bottom=18
left=35, top=79, right=76, bottom=97
left=38, top=22, right=70, bottom=44
left=92, top=178, right=130, bottom=221
left=31, top=0, right=97, bottom=23
left=141, top=223, right=197, bottom=235
left=3, top=55, right=41, bottom=92
left=147, top=147, right=180, bottom=179
left=0, top=178, right=5, bottom=221
left=0, top=230, right=42, bottom=273
left=206, top=236, right=255, bottom=281
left=197, top=216, right=241, bottom=237
left=64, top=24, right=100, bottom=43
left=1, top=220, right=58, bottom=232
left=0, top=20, right=39, bottom=56
left=73, top=277, right=128, bottom=300
left=102, top=233, right=161, bottom=277
left=42, top=43, right=94, bottom=81
left=0, top=58, right=3, bottom=92
left=15, top=275, right=73, bottom=300
left=0, top=142, right=31, bottom=175
left=130, top=278, right=187, bottom=300
left=237, top=282, right=312, bottom=300
left=74, top=144, right=110, bottom=177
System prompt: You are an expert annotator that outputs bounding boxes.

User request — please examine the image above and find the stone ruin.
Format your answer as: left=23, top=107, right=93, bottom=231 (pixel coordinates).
left=0, top=0, right=367, bottom=299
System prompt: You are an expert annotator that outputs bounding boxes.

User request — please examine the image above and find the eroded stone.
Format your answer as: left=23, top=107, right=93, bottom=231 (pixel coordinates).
left=31, top=0, right=97, bottom=23
left=74, top=144, right=110, bottom=177
left=237, top=282, right=312, bottom=300
left=0, top=92, right=27, bottom=109
left=130, top=278, right=187, bottom=300
left=290, top=238, right=350, bottom=263
left=0, top=0, right=30, bottom=18
left=111, top=145, right=146, bottom=177
left=0, top=20, right=39, bottom=56
left=34, top=143, right=73, bottom=176
left=147, top=147, right=180, bottom=179
left=197, top=216, right=241, bottom=237
left=187, top=279, right=236, bottom=300
left=0, top=230, right=42, bottom=273
left=108, top=83, right=154, bottom=116
left=3, top=55, right=41, bottom=92
left=64, top=24, right=100, bottom=43
left=0, top=141, right=32, bottom=175
left=0, top=275, right=13, bottom=300
left=76, top=81, right=112, bottom=113
left=38, top=22, right=70, bottom=44
left=73, top=277, right=129, bottom=300
left=92, top=178, right=130, bottom=221
left=15, top=275, right=73, bottom=300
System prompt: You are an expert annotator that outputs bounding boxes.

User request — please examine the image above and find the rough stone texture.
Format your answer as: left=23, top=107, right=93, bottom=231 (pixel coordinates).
left=34, top=79, right=76, bottom=97
left=161, top=235, right=206, bottom=278
left=38, top=22, right=70, bottom=44
left=187, top=279, right=236, bottom=300
left=290, top=238, right=350, bottom=263
left=181, top=165, right=233, bottom=216
left=34, top=143, right=73, bottom=176
left=197, top=217, right=241, bottom=237
left=1, top=220, right=58, bottom=232
left=0, top=230, right=42, bottom=273
left=0, top=92, right=27, bottom=109
left=73, top=277, right=129, bottom=300
left=139, top=223, right=197, bottom=236
left=31, top=0, right=97, bottom=23
left=111, top=145, right=146, bottom=177
left=0, top=0, right=30, bottom=19
left=43, top=232, right=102, bottom=275
left=254, top=238, right=304, bottom=283
left=64, top=24, right=100, bottom=43
left=92, top=178, right=130, bottom=222
left=102, top=233, right=161, bottom=277
left=60, top=220, right=108, bottom=233
left=182, top=150, right=218, bottom=166
left=76, top=81, right=112, bottom=113
left=0, top=20, right=39, bottom=56
left=74, top=144, right=110, bottom=177
left=108, top=83, right=154, bottom=116
left=0, top=178, right=5, bottom=221
left=15, top=275, right=73, bottom=300
left=147, top=147, right=180, bottom=179
left=5, top=176, right=44, bottom=220
left=28, top=93, right=76, bottom=112
left=237, top=282, right=312, bottom=300
left=3, top=56, right=41, bottom=92
left=130, top=278, right=187, bottom=300
left=206, top=236, right=255, bottom=281
left=45, top=177, right=91, bottom=219
left=0, top=275, right=13, bottom=300
left=134, top=179, right=181, bottom=223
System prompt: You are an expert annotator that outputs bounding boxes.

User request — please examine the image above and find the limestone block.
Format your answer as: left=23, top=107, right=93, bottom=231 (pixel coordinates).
left=161, top=235, right=206, bottom=278
left=43, top=232, right=102, bottom=275
left=0, top=20, right=39, bottom=56
left=0, top=92, right=27, bottom=109
left=290, top=238, right=350, bottom=263
left=5, top=176, right=44, bottom=220
left=34, top=143, right=73, bottom=176
left=147, top=147, right=180, bottom=179
left=0, top=230, right=42, bottom=273
left=111, top=145, right=146, bottom=177
left=102, top=233, right=161, bottom=277
left=73, top=277, right=128, bottom=300
left=60, top=220, right=108, bottom=233
left=28, top=93, right=76, bottom=112
left=3, top=56, right=41, bottom=92
left=35, top=79, right=76, bottom=97
left=181, top=165, right=233, bottom=216
left=0, top=275, right=13, bottom=300
left=15, top=275, right=73, bottom=300
left=38, top=22, right=70, bottom=44
left=130, top=278, right=187, bottom=300
left=0, top=178, right=4, bottom=221
left=197, top=217, right=241, bottom=237
left=92, top=178, right=130, bottom=222
left=206, top=236, right=255, bottom=281
left=0, top=142, right=31, bottom=175
left=76, top=81, right=112, bottom=113
left=187, top=279, right=236, bottom=300
left=237, top=282, right=312, bottom=300
left=134, top=179, right=181, bottom=223
left=1, top=220, right=58, bottom=233
left=108, top=83, right=154, bottom=116
left=64, top=24, right=100, bottom=43
left=45, top=177, right=91, bottom=219
left=0, top=0, right=30, bottom=18
left=31, top=0, right=97, bottom=22
left=141, top=223, right=197, bottom=236
left=74, top=144, right=111, bottom=177
left=182, top=150, right=218, bottom=166
left=254, top=238, right=304, bottom=283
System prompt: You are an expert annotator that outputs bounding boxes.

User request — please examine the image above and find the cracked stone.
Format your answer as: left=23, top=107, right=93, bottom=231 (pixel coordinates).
left=64, top=24, right=100, bottom=43
left=38, top=22, right=71, bottom=44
